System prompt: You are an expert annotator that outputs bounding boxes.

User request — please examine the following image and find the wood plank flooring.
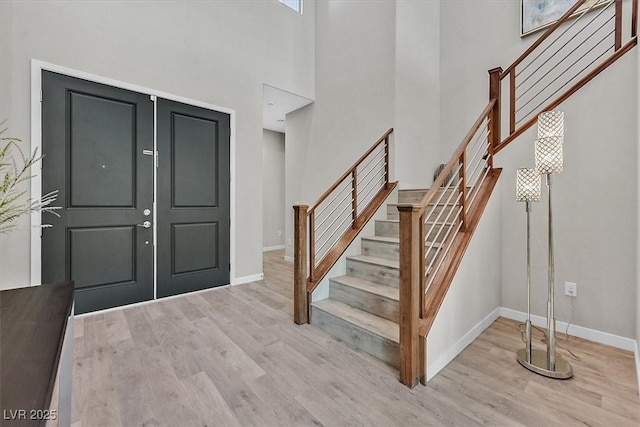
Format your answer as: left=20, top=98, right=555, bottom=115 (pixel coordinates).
left=71, top=250, right=639, bottom=426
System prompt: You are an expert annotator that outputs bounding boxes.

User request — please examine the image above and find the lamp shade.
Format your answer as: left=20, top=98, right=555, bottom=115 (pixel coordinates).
left=537, top=111, right=564, bottom=139
left=535, top=137, right=563, bottom=175
left=516, top=168, right=542, bottom=202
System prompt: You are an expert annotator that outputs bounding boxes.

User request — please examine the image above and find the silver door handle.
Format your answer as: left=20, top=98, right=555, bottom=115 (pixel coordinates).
left=137, top=221, right=151, bottom=229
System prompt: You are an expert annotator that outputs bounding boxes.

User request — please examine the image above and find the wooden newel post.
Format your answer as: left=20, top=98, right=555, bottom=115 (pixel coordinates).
left=293, top=205, right=309, bottom=324
left=488, top=67, right=503, bottom=167
left=398, top=203, right=422, bottom=388
left=632, top=0, right=638, bottom=38
left=615, top=0, right=623, bottom=50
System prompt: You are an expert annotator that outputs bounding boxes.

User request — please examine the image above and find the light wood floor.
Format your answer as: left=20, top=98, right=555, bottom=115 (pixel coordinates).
left=71, top=249, right=639, bottom=426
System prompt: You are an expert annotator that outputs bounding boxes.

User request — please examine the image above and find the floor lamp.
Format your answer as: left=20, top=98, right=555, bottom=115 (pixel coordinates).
left=518, top=111, right=573, bottom=379
left=515, top=168, right=540, bottom=367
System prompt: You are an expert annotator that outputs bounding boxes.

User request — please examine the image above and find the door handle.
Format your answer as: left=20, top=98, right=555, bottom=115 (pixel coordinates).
left=137, top=221, right=152, bottom=229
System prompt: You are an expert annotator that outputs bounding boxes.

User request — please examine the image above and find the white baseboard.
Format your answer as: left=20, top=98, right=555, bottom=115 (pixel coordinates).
left=263, top=245, right=285, bottom=252
left=635, top=342, right=640, bottom=397
left=499, top=307, right=636, bottom=352
left=231, top=273, right=264, bottom=286
left=427, top=307, right=501, bottom=382
left=283, top=255, right=294, bottom=263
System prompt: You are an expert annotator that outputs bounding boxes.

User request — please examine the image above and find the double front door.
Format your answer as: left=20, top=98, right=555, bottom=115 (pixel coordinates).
left=41, top=71, right=230, bottom=314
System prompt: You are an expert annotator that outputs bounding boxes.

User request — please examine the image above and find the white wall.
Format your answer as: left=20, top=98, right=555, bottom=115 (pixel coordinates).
left=394, top=0, right=441, bottom=189
left=0, top=0, right=314, bottom=288
left=285, top=0, right=396, bottom=258
left=285, top=0, right=446, bottom=258
left=440, top=0, right=638, bottom=339
left=262, top=129, right=286, bottom=249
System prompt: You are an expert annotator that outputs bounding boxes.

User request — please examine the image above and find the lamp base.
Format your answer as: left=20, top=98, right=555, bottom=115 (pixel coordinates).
left=516, top=348, right=573, bottom=379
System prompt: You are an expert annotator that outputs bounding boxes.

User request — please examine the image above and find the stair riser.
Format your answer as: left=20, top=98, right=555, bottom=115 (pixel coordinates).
left=398, top=188, right=459, bottom=204
left=329, top=280, right=399, bottom=322
left=375, top=220, right=451, bottom=242
left=311, top=306, right=400, bottom=368
left=375, top=220, right=399, bottom=238
left=361, top=239, right=398, bottom=260
left=346, top=259, right=399, bottom=288
left=361, top=239, right=439, bottom=263
left=387, top=204, right=459, bottom=221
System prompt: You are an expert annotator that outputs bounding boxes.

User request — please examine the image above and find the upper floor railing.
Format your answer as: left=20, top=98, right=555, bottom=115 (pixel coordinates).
left=495, top=0, right=638, bottom=153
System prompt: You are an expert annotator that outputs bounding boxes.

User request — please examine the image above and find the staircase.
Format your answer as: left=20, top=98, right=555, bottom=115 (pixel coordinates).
left=310, top=188, right=453, bottom=368
left=294, top=0, right=638, bottom=388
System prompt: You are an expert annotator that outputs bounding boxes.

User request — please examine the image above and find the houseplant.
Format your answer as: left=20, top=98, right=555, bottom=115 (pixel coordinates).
left=0, top=123, right=59, bottom=233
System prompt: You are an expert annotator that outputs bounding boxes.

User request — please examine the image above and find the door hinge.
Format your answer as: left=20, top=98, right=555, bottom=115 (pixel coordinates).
left=40, top=90, right=43, bottom=103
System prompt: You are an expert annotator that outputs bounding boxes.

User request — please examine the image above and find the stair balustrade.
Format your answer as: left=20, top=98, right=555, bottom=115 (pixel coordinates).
left=398, top=101, right=502, bottom=387
left=293, top=129, right=397, bottom=324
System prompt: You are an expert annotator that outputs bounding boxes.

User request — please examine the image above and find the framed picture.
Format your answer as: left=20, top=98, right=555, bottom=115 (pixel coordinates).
left=521, top=0, right=606, bottom=37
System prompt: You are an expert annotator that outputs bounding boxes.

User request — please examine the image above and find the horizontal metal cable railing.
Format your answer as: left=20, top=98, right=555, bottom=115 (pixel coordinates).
left=293, top=129, right=396, bottom=324
left=421, top=112, right=492, bottom=299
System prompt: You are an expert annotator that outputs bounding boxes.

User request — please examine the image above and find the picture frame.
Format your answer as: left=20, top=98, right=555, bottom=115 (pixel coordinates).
left=521, top=0, right=607, bottom=37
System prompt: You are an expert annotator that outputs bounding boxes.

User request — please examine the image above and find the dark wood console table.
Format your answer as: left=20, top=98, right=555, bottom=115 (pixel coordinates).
left=1, top=281, right=74, bottom=426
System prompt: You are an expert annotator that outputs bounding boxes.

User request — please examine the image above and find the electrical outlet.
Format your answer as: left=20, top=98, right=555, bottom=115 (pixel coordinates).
left=565, top=281, right=577, bottom=297
left=277, top=230, right=282, bottom=237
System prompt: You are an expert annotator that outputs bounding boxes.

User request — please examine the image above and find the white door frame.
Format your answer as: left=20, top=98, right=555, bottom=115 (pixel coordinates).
left=30, top=59, right=238, bottom=294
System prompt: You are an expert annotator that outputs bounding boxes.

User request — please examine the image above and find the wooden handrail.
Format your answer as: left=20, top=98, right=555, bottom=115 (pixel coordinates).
left=414, top=100, right=495, bottom=216
left=501, top=0, right=590, bottom=77
left=294, top=129, right=396, bottom=325
left=308, top=128, right=394, bottom=213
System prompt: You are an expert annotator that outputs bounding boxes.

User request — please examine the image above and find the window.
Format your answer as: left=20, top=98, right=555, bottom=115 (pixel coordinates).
left=280, top=0, right=302, bottom=13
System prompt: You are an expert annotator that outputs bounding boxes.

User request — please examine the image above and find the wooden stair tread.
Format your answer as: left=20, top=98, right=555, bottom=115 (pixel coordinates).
left=361, top=235, right=398, bottom=244
left=311, top=299, right=399, bottom=343
left=330, top=275, right=398, bottom=300
left=376, top=218, right=398, bottom=223
left=347, top=254, right=399, bottom=269
left=363, top=235, right=444, bottom=247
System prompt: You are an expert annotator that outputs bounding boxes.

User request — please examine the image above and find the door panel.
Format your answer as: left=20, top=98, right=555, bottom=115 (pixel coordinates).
left=68, top=92, right=136, bottom=208
left=172, top=114, right=219, bottom=207
left=157, top=100, right=230, bottom=298
left=42, top=71, right=154, bottom=314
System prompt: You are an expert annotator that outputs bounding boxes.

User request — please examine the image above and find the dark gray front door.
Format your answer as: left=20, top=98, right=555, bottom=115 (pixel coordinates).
left=42, top=71, right=154, bottom=314
left=156, top=100, right=230, bottom=297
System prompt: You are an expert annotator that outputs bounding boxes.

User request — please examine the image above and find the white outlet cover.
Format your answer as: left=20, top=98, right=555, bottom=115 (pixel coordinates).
left=564, top=281, right=577, bottom=297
